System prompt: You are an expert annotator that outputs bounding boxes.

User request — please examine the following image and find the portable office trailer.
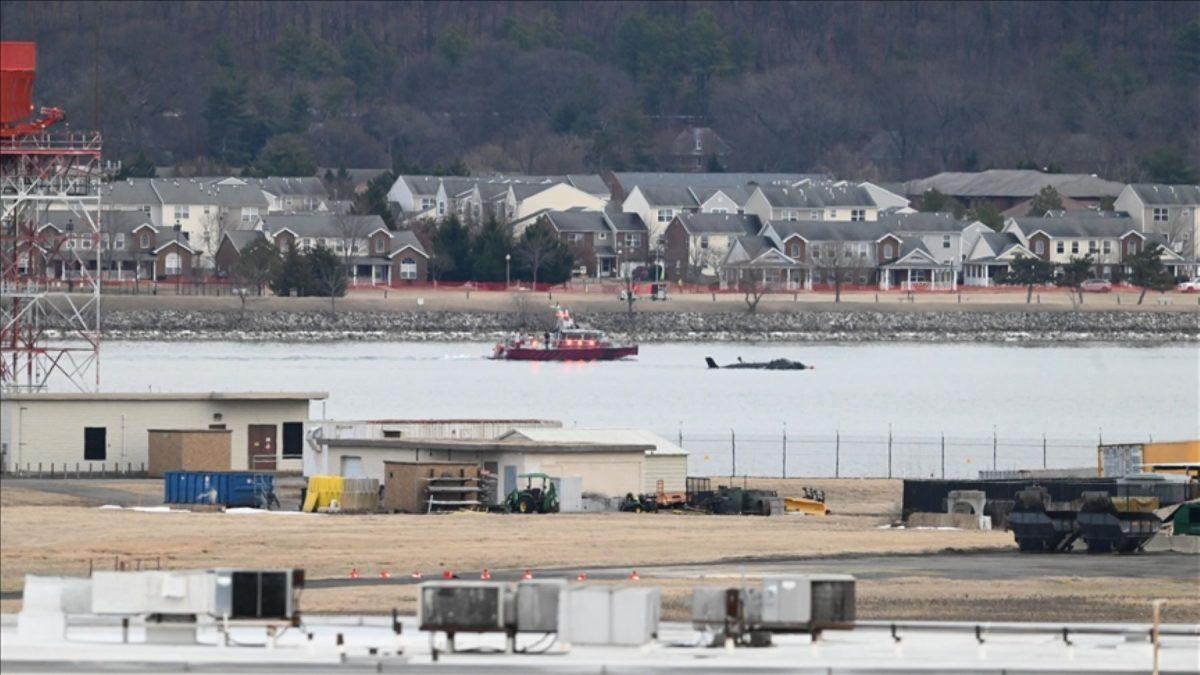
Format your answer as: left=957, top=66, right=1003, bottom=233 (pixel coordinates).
left=1, top=392, right=324, bottom=474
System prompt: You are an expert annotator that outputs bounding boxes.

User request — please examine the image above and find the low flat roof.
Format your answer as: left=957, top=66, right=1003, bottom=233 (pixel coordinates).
left=3, top=391, right=328, bottom=402
left=322, top=438, right=653, bottom=454
left=147, top=428, right=233, bottom=434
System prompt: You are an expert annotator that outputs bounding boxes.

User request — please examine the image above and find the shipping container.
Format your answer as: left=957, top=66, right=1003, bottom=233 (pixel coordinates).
left=163, top=471, right=274, bottom=508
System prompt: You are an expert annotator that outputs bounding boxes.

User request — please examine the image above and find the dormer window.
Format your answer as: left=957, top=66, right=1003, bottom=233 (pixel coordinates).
left=657, top=209, right=673, bottom=223
left=850, top=209, right=866, bottom=222
left=374, top=237, right=385, bottom=253
left=883, top=243, right=894, bottom=258
left=1034, top=240, right=1045, bottom=255
left=787, top=241, right=801, bottom=258
left=115, top=233, right=125, bottom=249
left=139, top=233, right=150, bottom=248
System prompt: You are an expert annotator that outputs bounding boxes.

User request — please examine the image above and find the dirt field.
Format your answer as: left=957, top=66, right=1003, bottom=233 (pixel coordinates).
left=93, top=286, right=1200, bottom=315
left=2, top=479, right=1196, bottom=623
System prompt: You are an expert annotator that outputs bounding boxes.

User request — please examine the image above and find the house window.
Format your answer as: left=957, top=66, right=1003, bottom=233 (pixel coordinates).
left=657, top=209, right=673, bottom=223
left=942, top=235, right=951, bottom=249
left=625, top=233, right=641, bottom=248
left=787, top=241, right=801, bottom=258
left=242, top=207, right=259, bottom=225
left=84, top=427, right=106, bottom=461
left=421, top=197, right=435, bottom=210
left=883, top=243, right=894, bottom=258
left=1034, top=240, right=1045, bottom=255
left=828, top=209, right=837, bottom=219
left=141, top=205, right=152, bottom=216
left=810, top=210, right=820, bottom=219
left=437, top=201, right=446, bottom=216
left=1056, top=241, right=1064, bottom=254
left=1088, top=240, right=1097, bottom=252
left=279, top=238, right=290, bottom=252
left=79, top=237, right=92, bottom=250
left=859, top=242, right=868, bottom=258
left=711, top=208, right=728, bottom=214
left=1153, top=207, right=1168, bottom=222
left=115, top=233, right=125, bottom=249
left=100, top=234, right=109, bottom=249
left=1103, top=240, right=1111, bottom=255
left=567, top=233, right=583, bottom=244
left=1071, top=241, right=1079, bottom=254
left=374, top=237, right=385, bottom=254
left=164, top=251, right=182, bottom=275
left=282, top=422, right=304, bottom=459
left=700, top=236, right=710, bottom=250
left=399, top=257, right=418, bottom=279
left=203, top=206, right=211, bottom=215
left=784, top=210, right=798, bottom=221
left=174, top=205, right=189, bottom=221
left=139, top=233, right=150, bottom=248
left=597, top=232, right=607, bottom=240
left=302, top=238, right=313, bottom=249
left=850, top=209, right=866, bottom=222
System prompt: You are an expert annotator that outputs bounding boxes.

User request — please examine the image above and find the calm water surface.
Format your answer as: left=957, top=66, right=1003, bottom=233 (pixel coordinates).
left=79, top=341, right=1198, bottom=477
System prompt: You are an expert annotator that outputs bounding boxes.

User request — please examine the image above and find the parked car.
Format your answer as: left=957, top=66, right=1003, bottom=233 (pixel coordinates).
left=1080, top=279, right=1113, bottom=293
left=1178, top=278, right=1200, bottom=293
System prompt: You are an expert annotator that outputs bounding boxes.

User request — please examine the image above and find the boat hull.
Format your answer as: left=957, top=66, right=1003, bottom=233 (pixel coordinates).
left=498, top=345, right=638, bottom=361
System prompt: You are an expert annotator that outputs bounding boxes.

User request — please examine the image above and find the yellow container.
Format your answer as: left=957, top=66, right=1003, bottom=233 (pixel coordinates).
left=302, top=475, right=345, bottom=512
left=785, top=496, right=829, bottom=516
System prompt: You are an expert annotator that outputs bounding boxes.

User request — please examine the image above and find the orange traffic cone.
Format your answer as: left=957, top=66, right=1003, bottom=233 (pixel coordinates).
left=349, top=568, right=360, bottom=579
left=481, top=569, right=491, bottom=580
left=442, top=569, right=454, bottom=579
left=411, top=570, right=422, bottom=579
left=577, top=572, right=587, bottom=581
left=379, top=569, right=391, bottom=579
left=629, top=570, right=640, bottom=581
left=522, top=569, right=533, bottom=580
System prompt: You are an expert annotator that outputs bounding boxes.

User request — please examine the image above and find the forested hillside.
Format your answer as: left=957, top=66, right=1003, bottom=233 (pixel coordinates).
left=4, top=1, right=1198, bottom=181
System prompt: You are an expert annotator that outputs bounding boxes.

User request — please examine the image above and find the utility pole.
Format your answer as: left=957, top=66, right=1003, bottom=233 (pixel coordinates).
left=887, top=423, right=893, bottom=479
left=730, top=429, right=736, bottom=479
left=781, top=422, right=787, bottom=479
left=940, top=432, right=945, bottom=479
left=992, top=425, right=998, bottom=471
left=1042, top=433, right=1047, bottom=469
left=834, top=430, right=840, bottom=479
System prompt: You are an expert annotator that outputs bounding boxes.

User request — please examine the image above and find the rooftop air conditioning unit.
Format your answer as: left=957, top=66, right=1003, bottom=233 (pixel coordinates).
left=692, top=574, right=855, bottom=646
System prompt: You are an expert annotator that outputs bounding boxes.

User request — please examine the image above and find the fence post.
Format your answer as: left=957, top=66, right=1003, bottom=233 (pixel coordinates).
left=678, top=421, right=683, bottom=449
left=887, top=424, right=893, bottom=479
left=730, top=429, right=736, bottom=478
left=1042, top=433, right=1047, bottom=469
left=940, top=432, right=945, bottom=479
left=992, top=426, right=998, bottom=471
left=835, top=430, right=840, bottom=479
left=781, top=422, right=787, bottom=479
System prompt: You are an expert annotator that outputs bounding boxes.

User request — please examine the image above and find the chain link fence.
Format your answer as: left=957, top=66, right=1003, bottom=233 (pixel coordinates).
left=672, top=429, right=1103, bottom=479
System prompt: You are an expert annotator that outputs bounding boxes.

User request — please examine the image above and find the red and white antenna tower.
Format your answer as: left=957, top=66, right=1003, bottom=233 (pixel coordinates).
left=1, top=41, right=103, bottom=391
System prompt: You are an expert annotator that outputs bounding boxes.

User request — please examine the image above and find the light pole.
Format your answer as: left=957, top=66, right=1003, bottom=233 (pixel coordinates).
left=505, top=253, right=511, bottom=289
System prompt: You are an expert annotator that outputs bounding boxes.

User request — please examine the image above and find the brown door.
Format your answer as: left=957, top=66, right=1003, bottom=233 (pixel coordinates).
left=248, top=424, right=277, bottom=471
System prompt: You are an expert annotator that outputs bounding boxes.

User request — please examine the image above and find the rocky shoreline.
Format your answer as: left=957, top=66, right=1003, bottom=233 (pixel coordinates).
left=59, top=309, right=1200, bottom=343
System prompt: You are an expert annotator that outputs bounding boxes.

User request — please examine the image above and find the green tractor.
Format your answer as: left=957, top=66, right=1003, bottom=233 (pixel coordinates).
left=504, top=473, right=559, bottom=514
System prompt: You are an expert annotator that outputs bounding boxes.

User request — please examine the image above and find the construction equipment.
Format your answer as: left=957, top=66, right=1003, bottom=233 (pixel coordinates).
left=504, top=473, right=559, bottom=514
left=1008, top=486, right=1080, bottom=553
left=620, top=493, right=659, bottom=513
left=686, top=479, right=785, bottom=516
left=1077, top=492, right=1162, bottom=553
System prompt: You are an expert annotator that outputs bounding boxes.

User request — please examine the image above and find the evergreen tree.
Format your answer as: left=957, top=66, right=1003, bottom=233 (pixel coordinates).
left=1138, top=149, right=1199, bottom=184
left=270, top=244, right=310, bottom=297
left=306, top=244, right=347, bottom=307
left=234, top=237, right=280, bottom=295
left=431, top=215, right=472, bottom=281
left=1128, top=243, right=1178, bottom=304
left=968, top=203, right=1004, bottom=231
left=999, top=254, right=1055, bottom=303
left=204, top=76, right=253, bottom=164
left=516, top=221, right=574, bottom=286
left=115, top=151, right=157, bottom=179
left=1057, top=253, right=1095, bottom=304
left=469, top=218, right=513, bottom=282
left=250, top=134, right=317, bottom=177
left=1026, top=186, right=1064, bottom=217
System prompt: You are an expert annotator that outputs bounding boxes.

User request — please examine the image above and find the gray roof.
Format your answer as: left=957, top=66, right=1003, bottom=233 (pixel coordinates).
left=153, top=178, right=269, bottom=208
left=45, top=210, right=154, bottom=234
left=565, top=174, right=610, bottom=197
left=734, top=235, right=777, bottom=260
left=545, top=209, right=610, bottom=233
left=388, top=230, right=428, bottom=258
left=770, top=219, right=894, bottom=242
left=613, top=172, right=827, bottom=192
left=670, top=127, right=732, bottom=158
left=236, top=176, right=328, bottom=199
left=262, top=213, right=386, bottom=238
left=1009, top=214, right=1138, bottom=238
left=875, top=211, right=974, bottom=233
left=905, top=170, right=1124, bottom=199
left=639, top=184, right=701, bottom=207
left=223, top=229, right=266, bottom=252
left=675, top=212, right=761, bottom=235
left=690, top=185, right=753, bottom=207
left=754, top=182, right=876, bottom=208
left=102, top=179, right=161, bottom=206
left=510, top=183, right=558, bottom=200
left=1128, top=184, right=1200, bottom=206
left=604, top=210, right=647, bottom=233
left=978, top=232, right=1024, bottom=257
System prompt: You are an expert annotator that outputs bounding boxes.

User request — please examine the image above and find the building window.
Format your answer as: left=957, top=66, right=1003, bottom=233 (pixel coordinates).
left=282, top=422, right=304, bottom=459
left=788, top=241, right=801, bottom=257
left=437, top=201, right=446, bottom=216
left=567, top=233, right=583, bottom=244
left=203, top=206, right=211, bottom=215
left=700, top=236, right=709, bottom=249
left=1034, top=240, right=1045, bottom=255
left=374, top=237, right=385, bottom=254
left=174, top=205, right=189, bottom=221
left=1071, top=241, right=1079, bottom=254
left=1056, top=241, right=1064, bottom=254
left=850, top=209, right=866, bottom=222
left=625, top=233, right=641, bottom=248
left=828, top=209, right=837, bottom=219
left=400, top=257, right=418, bottom=279
left=657, top=209, right=673, bottom=223
left=84, top=427, right=106, bottom=461
left=279, top=238, right=290, bottom=253
left=859, top=242, right=868, bottom=258
left=942, top=235, right=951, bottom=249
left=711, top=208, right=728, bottom=214
left=883, top=243, right=894, bottom=258
left=115, top=233, right=125, bottom=249
left=141, top=205, right=152, bottom=216
left=421, top=197, right=435, bottom=211
left=1088, top=240, right=1097, bottom=253
left=79, top=237, right=92, bottom=250
left=302, top=238, right=313, bottom=249
left=810, top=210, right=820, bottom=219
left=140, top=233, right=150, bottom=248
left=242, top=207, right=259, bottom=225
left=784, top=210, right=797, bottom=221
left=1153, top=207, right=1168, bottom=222
left=597, top=232, right=607, bottom=240
left=164, top=251, right=182, bottom=275
left=1103, top=240, right=1111, bottom=255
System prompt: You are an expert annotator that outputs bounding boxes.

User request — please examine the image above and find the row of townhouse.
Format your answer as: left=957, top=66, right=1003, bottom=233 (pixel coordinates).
left=214, top=213, right=429, bottom=286
left=20, top=211, right=201, bottom=282
left=519, top=208, right=650, bottom=278
left=387, top=174, right=609, bottom=224
left=55, top=176, right=332, bottom=263
left=711, top=210, right=1196, bottom=292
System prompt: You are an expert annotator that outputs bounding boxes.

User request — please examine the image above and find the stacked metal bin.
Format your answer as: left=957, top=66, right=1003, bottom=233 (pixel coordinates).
left=163, top=471, right=275, bottom=508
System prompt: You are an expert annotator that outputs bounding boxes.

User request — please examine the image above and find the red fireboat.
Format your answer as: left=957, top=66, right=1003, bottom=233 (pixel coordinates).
left=492, top=306, right=638, bottom=361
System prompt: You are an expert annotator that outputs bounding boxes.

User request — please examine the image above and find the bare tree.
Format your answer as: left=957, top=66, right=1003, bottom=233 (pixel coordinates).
left=516, top=222, right=560, bottom=288
left=810, top=241, right=870, bottom=302
left=197, top=210, right=231, bottom=272
left=739, top=277, right=768, bottom=313
left=687, top=238, right=723, bottom=282
left=333, top=212, right=373, bottom=288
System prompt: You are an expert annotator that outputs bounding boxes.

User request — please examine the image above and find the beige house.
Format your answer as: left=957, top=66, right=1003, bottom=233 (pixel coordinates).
left=498, top=427, right=689, bottom=494
left=1114, top=184, right=1200, bottom=259
left=502, top=182, right=608, bottom=221
left=743, top=182, right=879, bottom=224
left=0, top=392, right=325, bottom=474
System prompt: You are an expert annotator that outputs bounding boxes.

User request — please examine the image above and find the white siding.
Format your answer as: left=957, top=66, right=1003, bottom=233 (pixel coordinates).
left=644, top=454, right=687, bottom=493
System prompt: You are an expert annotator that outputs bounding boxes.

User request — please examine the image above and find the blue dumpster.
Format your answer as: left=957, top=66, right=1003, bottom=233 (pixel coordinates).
left=163, top=471, right=274, bottom=508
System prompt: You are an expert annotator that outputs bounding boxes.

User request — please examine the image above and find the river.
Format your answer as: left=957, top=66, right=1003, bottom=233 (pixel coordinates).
left=72, top=341, right=1199, bottom=478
